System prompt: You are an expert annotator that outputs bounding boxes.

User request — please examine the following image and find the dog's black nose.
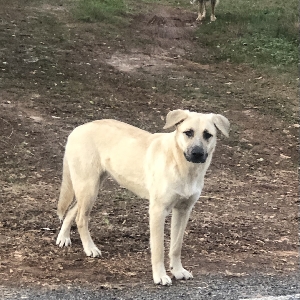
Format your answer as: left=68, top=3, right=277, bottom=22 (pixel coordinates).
left=184, top=146, right=208, bottom=163
left=191, top=146, right=204, bottom=159
left=185, top=146, right=208, bottom=163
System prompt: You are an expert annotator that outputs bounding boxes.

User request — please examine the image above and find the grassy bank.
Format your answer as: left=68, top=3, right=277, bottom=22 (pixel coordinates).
left=195, top=0, right=298, bottom=75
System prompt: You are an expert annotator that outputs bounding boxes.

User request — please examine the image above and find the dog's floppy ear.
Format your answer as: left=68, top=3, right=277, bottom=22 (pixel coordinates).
left=163, top=109, right=189, bottom=129
left=212, top=114, right=230, bottom=137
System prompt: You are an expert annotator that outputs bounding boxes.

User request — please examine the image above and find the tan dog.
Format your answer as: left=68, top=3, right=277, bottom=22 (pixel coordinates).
left=56, top=109, right=230, bottom=285
left=191, top=0, right=220, bottom=22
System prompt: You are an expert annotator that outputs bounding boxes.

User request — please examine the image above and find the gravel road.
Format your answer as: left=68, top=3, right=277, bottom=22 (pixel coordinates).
left=1, top=273, right=299, bottom=300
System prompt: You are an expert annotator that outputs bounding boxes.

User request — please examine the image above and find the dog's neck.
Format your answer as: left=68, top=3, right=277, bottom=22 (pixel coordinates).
left=170, top=134, right=211, bottom=180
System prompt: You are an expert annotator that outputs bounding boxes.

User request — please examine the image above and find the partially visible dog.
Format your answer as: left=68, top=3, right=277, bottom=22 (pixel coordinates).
left=56, top=109, right=230, bottom=285
left=191, top=0, right=220, bottom=22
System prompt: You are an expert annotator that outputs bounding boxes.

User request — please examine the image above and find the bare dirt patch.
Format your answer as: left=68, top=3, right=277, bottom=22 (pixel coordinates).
left=0, top=0, right=298, bottom=290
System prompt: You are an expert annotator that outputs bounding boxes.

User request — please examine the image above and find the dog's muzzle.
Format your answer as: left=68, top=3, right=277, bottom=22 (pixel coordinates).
left=184, top=146, right=208, bottom=164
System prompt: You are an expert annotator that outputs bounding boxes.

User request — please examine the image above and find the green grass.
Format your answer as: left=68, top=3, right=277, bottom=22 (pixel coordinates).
left=140, top=0, right=190, bottom=7
left=74, top=0, right=128, bottom=23
left=195, top=0, right=299, bottom=74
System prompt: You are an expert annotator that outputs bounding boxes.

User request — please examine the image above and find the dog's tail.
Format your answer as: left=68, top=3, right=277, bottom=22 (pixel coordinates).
left=57, top=156, right=75, bottom=221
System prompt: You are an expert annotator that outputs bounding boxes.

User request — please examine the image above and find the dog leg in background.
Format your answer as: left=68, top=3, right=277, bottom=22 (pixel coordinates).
left=149, top=202, right=172, bottom=285
left=196, top=0, right=206, bottom=21
left=210, top=0, right=219, bottom=21
left=169, top=198, right=197, bottom=280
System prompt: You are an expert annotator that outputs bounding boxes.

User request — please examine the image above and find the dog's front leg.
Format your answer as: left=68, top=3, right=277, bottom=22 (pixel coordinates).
left=169, top=199, right=196, bottom=280
left=149, top=202, right=172, bottom=285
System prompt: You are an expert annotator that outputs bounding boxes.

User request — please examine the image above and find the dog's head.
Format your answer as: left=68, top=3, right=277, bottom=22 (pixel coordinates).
left=163, top=109, right=230, bottom=164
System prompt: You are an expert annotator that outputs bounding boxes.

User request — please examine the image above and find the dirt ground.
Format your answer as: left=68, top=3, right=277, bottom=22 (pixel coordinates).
left=0, top=0, right=298, bottom=290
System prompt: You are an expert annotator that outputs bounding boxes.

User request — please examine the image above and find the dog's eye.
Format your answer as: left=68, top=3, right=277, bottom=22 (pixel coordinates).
left=184, top=129, right=194, bottom=138
left=203, top=130, right=212, bottom=140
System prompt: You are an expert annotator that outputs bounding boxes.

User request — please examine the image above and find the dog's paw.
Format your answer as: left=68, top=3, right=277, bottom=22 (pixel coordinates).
left=171, top=268, right=193, bottom=280
left=153, top=274, right=172, bottom=286
left=84, top=245, right=102, bottom=258
left=196, top=14, right=205, bottom=22
left=56, top=233, right=71, bottom=247
left=210, top=15, right=216, bottom=22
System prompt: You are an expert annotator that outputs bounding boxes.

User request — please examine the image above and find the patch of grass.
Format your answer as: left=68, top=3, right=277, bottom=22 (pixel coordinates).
left=74, top=0, right=128, bottom=23
left=141, top=0, right=190, bottom=8
left=195, top=0, right=298, bottom=74
left=73, top=0, right=192, bottom=23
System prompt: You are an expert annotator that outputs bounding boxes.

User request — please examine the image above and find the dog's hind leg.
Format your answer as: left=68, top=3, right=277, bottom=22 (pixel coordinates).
left=74, top=171, right=107, bottom=258
left=56, top=203, right=78, bottom=247
left=169, top=198, right=197, bottom=280
left=56, top=156, right=77, bottom=247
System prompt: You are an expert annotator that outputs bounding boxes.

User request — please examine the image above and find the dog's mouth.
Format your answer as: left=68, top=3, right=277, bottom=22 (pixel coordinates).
left=184, top=151, right=208, bottom=164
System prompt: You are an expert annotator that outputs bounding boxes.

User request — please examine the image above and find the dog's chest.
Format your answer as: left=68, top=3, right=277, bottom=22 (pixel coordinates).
left=172, top=175, right=203, bottom=199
